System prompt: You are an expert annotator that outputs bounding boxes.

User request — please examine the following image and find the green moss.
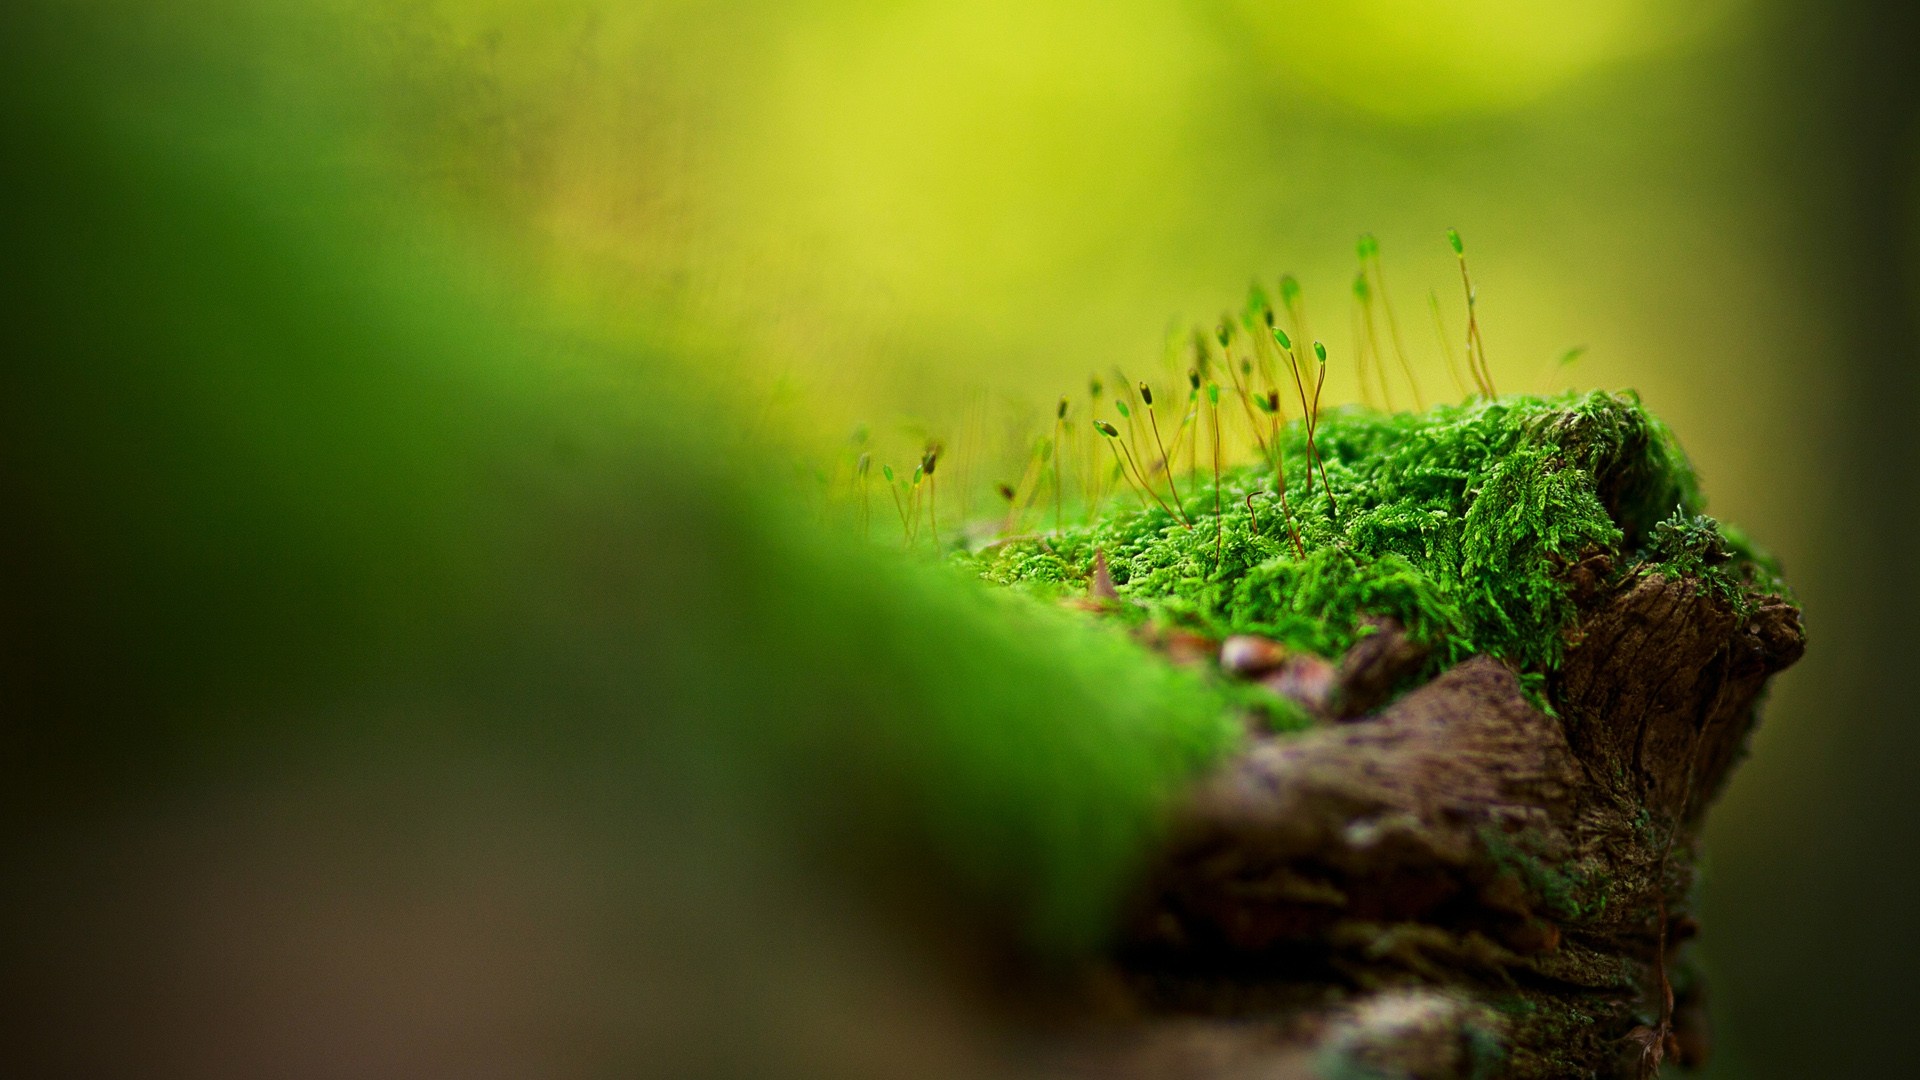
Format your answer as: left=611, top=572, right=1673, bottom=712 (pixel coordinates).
left=1644, top=507, right=1792, bottom=616
left=965, top=391, right=1776, bottom=687
left=0, top=8, right=1248, bottom=963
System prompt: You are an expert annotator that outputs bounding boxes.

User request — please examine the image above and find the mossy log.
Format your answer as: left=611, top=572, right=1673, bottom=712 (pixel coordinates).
left=1049, top=541, right=1802, bottom=1079
left=969, top=394, right=1805, bottom=1078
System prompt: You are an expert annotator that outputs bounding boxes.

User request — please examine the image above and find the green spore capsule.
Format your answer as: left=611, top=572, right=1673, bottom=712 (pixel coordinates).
left=1116, top=400, right=1132, bottom=419
left=1273, top=326, right=1293, bottom=351
left=1244, top=281, right=1272, bottom=327
left=1313, top=340, right=1327, bottom=364
left=1447, top=228, right=1464, bottom=256
left=1279, top=274, right=1302, bottom=307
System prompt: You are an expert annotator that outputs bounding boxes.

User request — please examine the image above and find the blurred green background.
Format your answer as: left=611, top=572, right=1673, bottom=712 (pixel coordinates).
left=335, top=7, right=1903, bottom=1070
left=337, top=4, right=1896, bottom=1060
left=6, top=0, right=1917, bottom=1076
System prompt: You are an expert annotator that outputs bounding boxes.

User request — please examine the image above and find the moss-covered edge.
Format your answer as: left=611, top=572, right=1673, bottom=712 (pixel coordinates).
left=961, top=391, right=1786, bottom=700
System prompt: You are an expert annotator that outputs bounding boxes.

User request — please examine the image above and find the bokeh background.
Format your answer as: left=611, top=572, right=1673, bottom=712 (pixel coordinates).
left=7, top=0, right=1918, bottom=1076
left=344, top=5, right=1909, bottom=1070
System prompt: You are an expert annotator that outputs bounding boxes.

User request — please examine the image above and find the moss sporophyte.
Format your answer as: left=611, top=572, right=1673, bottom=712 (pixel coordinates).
left=961, top=389, right=1784, bottom=693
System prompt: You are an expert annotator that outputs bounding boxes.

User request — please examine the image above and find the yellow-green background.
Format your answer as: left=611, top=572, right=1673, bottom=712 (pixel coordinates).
left=23, top=0, right=1920, bottom=1074
left=339, top=4, right=1906, bottom=1074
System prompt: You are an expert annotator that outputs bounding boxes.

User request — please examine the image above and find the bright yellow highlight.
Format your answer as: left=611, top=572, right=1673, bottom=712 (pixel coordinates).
left=1230, top=0, right=1734, bottom=119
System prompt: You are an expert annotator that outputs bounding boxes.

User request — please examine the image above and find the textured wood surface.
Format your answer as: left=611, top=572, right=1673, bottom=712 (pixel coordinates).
left=1059, top=570, right=1803, bottom=1079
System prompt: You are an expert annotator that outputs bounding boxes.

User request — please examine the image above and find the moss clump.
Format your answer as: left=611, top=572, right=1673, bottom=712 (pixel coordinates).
left=1644, top=508, right=1792, bottom=617
left=965, top=390, right=1775, bottom=685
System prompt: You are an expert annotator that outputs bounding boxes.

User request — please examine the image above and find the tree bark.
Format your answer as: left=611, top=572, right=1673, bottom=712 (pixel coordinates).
left=1055, top=569, right=1803, bottom=1079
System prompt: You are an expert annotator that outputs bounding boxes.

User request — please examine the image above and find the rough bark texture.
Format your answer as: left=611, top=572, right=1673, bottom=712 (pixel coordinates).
left=1056, top=570, right=1803, bottom=1079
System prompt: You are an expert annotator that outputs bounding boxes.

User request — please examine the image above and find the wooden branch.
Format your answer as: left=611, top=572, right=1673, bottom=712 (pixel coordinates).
left=1054, top=570, right=1803, bottom=1080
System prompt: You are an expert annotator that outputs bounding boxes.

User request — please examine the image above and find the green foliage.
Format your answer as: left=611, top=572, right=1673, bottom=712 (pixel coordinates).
left=0, top=2, right=1244, bottom=961
left=1644, top=507, right=1792, bottom=616
left=792, top=557, right=1246, bottom=951
left=966, top=391, right=1757, bottom=683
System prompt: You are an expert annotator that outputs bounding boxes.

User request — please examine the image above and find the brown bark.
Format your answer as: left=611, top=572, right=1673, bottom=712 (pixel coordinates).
left=1055, top=569, right=1803, bottom=1079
